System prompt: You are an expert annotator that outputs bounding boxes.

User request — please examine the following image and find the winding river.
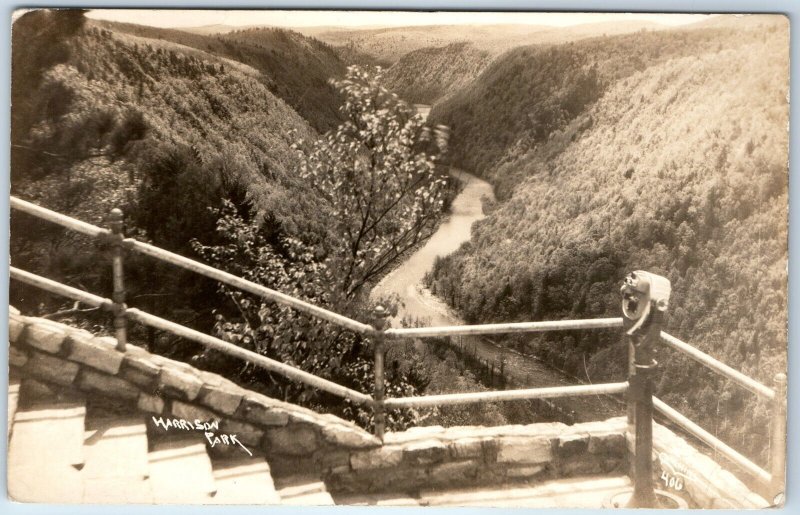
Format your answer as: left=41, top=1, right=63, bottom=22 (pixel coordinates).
left=370, top=105, right=621, bottom=422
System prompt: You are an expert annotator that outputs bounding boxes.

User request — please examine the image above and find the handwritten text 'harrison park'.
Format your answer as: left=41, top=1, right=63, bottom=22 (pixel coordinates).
left=152, top=416, right=252, bottom=456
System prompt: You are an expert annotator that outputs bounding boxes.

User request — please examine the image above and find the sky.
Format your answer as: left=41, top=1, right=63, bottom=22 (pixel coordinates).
left=85, top=10, right=712, bottom=29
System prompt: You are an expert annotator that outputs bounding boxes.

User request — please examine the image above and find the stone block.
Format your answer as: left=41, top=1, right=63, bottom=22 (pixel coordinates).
left=350, top=445, right=404, bottom=470
left=137, top=392, right=166, bottom=414
left=120, top=346, right=161, bottom=388
left=198, top=384, right=245, bottom=416
left=448, top=437, right=485, bottom=459
left=364, top=466, right=429, bottom=492
left=329, top=464, right=351, bottom=477
left=9, top=345, right=29, bottom=367
left=505, top=464, right=546, bottom=479
left=236, top=394, right=289, bottom=425
left=67, top=335, right=124, bottom=374
left=316, top=449, right=351, bottom=470
left=24, top=351, right=79, bottom=386
left=24, top=322, right=68, bottom=354
left=171, top=400, right=218, bottom=423
left=405, top=425, right=446, bottom=436
left=481, top=438, right=500, bottom=463
left=385, top=425, right=445, bottom=444
left=77, top=368, right=138, bottom=400
left=428, top=460, right=479, bottom=484
left=267, top=424, right=319, bottom=456
left=560, top=455, right=605, bottom=476
left=20, top=378, right=58, bottom=400
left=221, top=418, right=265, bottom=447
left=555, top=433, right=589, bottom=459
left=158, top=366, right=203, bottom=401
left=496, top=436, right=553, bottom=464
left=403, top=439, right=447, bottom=466
left=150, top=354, right=199, bottom=374
left=322, top=423, right=380, bottom=449
left=286, top=408, right=322, bottom=425
left=268, top=454, right=318, bottom=477
left=9, top=313, right=26, bottom=343
left=588, top=431, right=625, bottom=455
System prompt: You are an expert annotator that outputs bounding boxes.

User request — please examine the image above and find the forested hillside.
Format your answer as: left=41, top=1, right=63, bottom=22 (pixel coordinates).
left=430, top=24, right=786, bottom=195
left=384, top=42, right=492, bottom=105
left=91, top=20, right=346, bottom=132
left=11, top=10, right=451, bottom=431
left=11, top=10, right=335, bottom=367
left=301, top=21, right=667, bottom=66
left=12, top=15, right=325, bottom=254
left=427, top=19, right=788, bottom=464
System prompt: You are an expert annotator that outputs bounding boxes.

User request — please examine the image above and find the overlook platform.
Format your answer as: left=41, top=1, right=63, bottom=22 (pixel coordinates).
left=7, top=309, right=770, bottom=508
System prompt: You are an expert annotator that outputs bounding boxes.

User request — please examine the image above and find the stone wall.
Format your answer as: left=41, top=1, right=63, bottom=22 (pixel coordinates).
left=650, top=422, right=770, bottom=508
left=328, top=418, right=628, bottom=493
left=8, top=308, right=381, bottom=474
left=7, top=309, right=771, bottom=506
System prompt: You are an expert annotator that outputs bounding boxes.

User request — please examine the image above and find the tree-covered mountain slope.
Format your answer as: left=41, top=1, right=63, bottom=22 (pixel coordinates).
left=300, top=21, right=667, bottom=66
left=429, top=21, right=787, bottom=193
left=12, top=11, right=327, bottom=272
left=383, top=42, right=493, bottom=105
left=90, top=19, right=347, bottom=132
left=427, top=20, right=788, bottom=464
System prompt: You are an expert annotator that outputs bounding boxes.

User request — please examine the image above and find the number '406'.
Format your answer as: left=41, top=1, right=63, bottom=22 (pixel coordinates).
left=660, top=471, right=684, bottom=491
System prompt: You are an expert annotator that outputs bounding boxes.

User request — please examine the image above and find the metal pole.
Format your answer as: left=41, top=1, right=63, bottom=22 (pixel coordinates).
left=371, top=305, right=390, bottom=441
left=621, top=271, right=670, bottom=509
left=770, top=372, right=787, bottom=503
left=109, top=208, right=127, bottom=351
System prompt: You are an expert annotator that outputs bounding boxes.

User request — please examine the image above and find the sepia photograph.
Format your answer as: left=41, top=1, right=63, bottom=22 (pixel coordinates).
left=6, top=7, right=789, bottom=509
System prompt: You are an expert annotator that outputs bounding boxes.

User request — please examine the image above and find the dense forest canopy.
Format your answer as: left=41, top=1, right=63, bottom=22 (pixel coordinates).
left=383, top=42, right=493, bottom=105
left=90, top=19, right=347, bottom=132
left=426, top=19, right=788, bottom=464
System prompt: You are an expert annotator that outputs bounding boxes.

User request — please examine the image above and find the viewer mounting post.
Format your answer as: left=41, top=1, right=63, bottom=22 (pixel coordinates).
left=608, top=271, right=678, bottom=508
left=371, top=305, right=390, bottom=440
left=109, top=208, right=127, bottom=351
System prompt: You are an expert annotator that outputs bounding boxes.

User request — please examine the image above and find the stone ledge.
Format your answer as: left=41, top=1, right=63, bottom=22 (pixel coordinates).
left=327, top=419, right=628, bottom=494
left=651, top=422, right=769, bottom=509
left=8, top=309, right=768, bottom=507
left=8, top=309, right=380, bottom=466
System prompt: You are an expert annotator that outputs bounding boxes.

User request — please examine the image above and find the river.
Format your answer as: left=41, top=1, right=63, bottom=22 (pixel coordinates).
left=370, top=105, right=621, bottom=423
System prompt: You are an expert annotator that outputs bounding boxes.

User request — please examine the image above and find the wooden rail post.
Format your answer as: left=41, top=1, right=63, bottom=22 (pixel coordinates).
left=109, top=208, right=127, bottom=351
left=770, top=372, right=787, bottom=503
left=371, top=305, right=390, bottom=441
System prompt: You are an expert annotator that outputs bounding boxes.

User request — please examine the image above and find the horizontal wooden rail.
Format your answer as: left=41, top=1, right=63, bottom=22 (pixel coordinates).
left=128, top=239, right=374, bottom=334
left=10, top=196, right=374, bottom=335
left=11, top=196, right=109, bottom=237
left=385, top=317, right=624, bottom=339
left=383, top=382, right=628, bottom=408
left=10, top=267, right=373, bottom=405
left=653, top=396, right=771, bottom=485
left=660, top=332, right=774, bottom=400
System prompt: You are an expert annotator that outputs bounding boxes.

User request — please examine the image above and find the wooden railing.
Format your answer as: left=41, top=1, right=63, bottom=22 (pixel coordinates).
left=9, top=196, right=786, bottom=504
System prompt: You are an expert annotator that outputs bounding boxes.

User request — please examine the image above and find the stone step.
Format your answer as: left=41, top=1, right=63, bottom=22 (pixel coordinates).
left=210, top=457, right=282, bottom=505
left=148, top=436, right=217, bottom=504
left=7, top=398, right=87, bottom=503
left=82, top=415, right=152, bottom=503
left=275, top=474, right=335, bottom=505
left=418, top=475, right=632, bottom=508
